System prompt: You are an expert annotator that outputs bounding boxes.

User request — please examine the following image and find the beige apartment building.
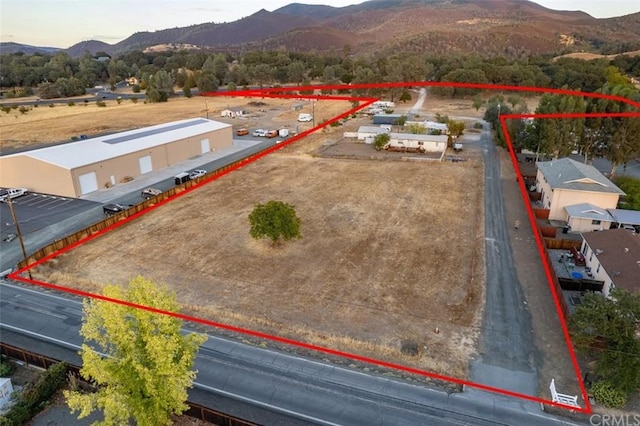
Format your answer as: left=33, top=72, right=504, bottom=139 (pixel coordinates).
left=535, top=158, right=625, bottom=221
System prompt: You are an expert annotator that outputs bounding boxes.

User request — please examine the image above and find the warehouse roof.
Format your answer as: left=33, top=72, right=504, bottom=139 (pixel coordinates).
left=6, top=118, right=230, bottom=169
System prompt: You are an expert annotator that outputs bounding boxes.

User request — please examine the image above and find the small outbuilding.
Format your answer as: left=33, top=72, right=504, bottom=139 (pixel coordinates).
left=220, top=107, right=246, bottom=118
left=0, top=118, right=233, bottom=197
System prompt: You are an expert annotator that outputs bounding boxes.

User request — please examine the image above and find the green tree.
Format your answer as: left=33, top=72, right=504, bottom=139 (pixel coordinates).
left=65, top=276, right=207, bottom=426
left=614, top=176, right=640, bottom=210
left=399, top=89, right=412, bottom=103
left=249, top=201, right=302, bottom=245
left=373, top=133, right=390, bottom=151
left=447, top=120, right=466, bottom=137
left=196, top=72, right=218, bottom=93
left=569, top=289, right=640, bottom=396
left=405, top=123, right=426, bottom=134
left=394, top=115, right=407, bottom=131
left=586, top=84, right=640, bottom=178
left=146, top=70, right=174, bottom=103
left=472, top=95, right=484, bottom=112
left=532, top=91, right=585, bottom=159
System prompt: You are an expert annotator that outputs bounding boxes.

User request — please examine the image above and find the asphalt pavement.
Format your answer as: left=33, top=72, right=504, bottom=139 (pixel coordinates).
left=469, top=124, right=538, bottom=397
left=0, top=280, right=582, bottom=426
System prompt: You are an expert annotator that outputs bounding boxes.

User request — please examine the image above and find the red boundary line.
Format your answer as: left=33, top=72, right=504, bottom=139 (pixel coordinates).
left=8, top=81, right=640, bottom=414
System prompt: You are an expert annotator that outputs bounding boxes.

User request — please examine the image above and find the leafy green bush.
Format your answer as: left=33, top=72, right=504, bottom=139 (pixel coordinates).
left=96, top=100, right=106, bottom=107
left=1, top=106, right=11, bottom=114
left=18, top=106, right=29, bottom=114
left=131, top=97, right=138, bottom=104
left=0, top=357, right=13, bottom=376
left=67, top=101, right=75, bottom=106
left=1, top=362, right=68, bottom=425
left=591, top=381, right=627, bottom=408
left=132, top=84, right=140, bottom=93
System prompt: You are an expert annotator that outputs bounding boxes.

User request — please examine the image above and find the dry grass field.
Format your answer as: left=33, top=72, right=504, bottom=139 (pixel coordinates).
left=9, top=91, right=486, bottom=379
left=0, top=94, right=340, bottom=152
left=35, top=152, right=485, bottom=378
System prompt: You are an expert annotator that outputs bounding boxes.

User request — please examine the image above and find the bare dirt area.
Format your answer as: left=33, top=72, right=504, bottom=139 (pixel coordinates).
left=34, top=147, right=485, bottom=379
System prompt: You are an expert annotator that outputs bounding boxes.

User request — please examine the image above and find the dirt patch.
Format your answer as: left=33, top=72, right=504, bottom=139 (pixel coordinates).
left=34, top=145, right=485, bottom=379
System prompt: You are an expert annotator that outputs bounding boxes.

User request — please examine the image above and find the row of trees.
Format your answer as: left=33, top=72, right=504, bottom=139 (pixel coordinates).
left=2, top=48, right=640, bottom=100
left=484, top=68, right=640, bottom=178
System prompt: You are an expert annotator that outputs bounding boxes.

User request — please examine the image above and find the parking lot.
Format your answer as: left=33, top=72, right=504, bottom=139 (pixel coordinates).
left=0, top=191, right=99, bottom=239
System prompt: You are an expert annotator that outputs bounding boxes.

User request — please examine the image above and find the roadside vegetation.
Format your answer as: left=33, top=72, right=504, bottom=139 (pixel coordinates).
left=64, top=276, right=206, bottom=425
left=569, top=289, right=640, bottom=408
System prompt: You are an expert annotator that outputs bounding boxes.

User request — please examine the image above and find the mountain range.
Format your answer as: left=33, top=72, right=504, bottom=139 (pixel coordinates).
left=3, top=0, right=640, bottom=58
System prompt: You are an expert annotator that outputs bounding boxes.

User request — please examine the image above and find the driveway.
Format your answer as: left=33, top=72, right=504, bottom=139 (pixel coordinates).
left=469, top=123, right=538, bottom=397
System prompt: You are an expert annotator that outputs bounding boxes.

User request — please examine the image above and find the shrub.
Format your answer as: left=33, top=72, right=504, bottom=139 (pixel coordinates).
left=96, top=100, right=107, bottom=107
left=132, top=84, right=141, bottom=93
left=18, top=106, right=29, bottom=114
left=2, top=362, right=68, bottom=425
left=67, top=101, right=75, bottom=106
left=116, top=97, right=122, bottom=104
left=591, top=381, right=627, bottom=408
left=48, top=103, right=55, bottom=108
left=131, top=97, right=138, bottom=104
left=11, top=105, right=18, bottom=110
left=0, top=357, right=13, bottom=376
left=1, top=105, right=11, bottom=114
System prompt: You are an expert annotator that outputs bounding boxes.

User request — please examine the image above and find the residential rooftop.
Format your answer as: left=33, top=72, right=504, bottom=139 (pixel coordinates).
left=582, top=228, right=640, bottom=293
left=537, top=158, right=625, bottom=195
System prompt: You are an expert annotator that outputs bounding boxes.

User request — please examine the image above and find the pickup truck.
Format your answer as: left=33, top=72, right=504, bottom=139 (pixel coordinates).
left=453, top=142, right=463, bottom=152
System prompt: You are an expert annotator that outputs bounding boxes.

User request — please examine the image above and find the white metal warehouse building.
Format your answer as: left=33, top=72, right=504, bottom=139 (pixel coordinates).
left=0, top=118, right=233, bottom=197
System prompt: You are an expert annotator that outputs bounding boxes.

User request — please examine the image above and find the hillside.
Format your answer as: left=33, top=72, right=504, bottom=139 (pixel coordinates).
left=0, top=42, right=60, bottom=55
left=50, top=0, right=640, bottom=58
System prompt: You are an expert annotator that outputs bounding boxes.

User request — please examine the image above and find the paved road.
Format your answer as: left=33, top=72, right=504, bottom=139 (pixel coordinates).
left=469, top=123, right=538, bottom=397
left=0, top=280, right=582, bottom=425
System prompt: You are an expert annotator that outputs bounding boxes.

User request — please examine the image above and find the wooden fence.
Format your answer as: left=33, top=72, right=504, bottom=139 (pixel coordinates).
left=1, top=342, right=259, bottom=426
left=544, top=238, right=582, bottom=251
left=533, top=208, right=550, bottom=220
left=17, top=156, right=253, bottom=269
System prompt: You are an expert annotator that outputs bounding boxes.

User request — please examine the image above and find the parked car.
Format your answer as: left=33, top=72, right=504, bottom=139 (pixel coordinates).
left=3, top=233, right=17, bottom=243
left=453, top=142, right=463, bottom=152
left=298, top=113, right=313, bottom=122
left=189, top=169, right=207, bottom=180
left=252, top=129, right=267, bottom=137
left=0, top=188, right=28, bottom=202
left=141, top=187, right=162, bottom=199
left=236, top=128, right=249, bottom=136
left=174, top=172, right=191, bottom=185
left=266, top=130, right=278, bottom=138
left=103, top=203, right=131, bottom=215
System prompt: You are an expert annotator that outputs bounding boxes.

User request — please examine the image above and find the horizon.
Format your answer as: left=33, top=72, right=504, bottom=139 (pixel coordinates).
left=1, top=0, right=639, bottom=49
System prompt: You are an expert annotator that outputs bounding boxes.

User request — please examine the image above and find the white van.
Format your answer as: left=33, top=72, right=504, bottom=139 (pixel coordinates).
left=0, top=188, right=28, bottom=202
left=297, top=113, right=313, bottom=122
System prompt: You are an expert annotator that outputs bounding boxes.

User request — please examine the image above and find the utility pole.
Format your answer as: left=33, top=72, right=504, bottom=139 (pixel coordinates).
left=6, top=196, right=32, bottom=279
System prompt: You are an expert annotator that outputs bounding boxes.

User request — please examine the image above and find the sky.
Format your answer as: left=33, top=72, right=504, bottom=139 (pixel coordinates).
left=1, top=0, right=639, bottom=49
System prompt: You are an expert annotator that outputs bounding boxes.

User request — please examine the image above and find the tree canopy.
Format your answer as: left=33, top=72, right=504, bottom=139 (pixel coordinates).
left=248, top=200, right=302, bottom=245
left=65, top=276, right=207, bottom=426
left=569, top=289, right=640, bottom=398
